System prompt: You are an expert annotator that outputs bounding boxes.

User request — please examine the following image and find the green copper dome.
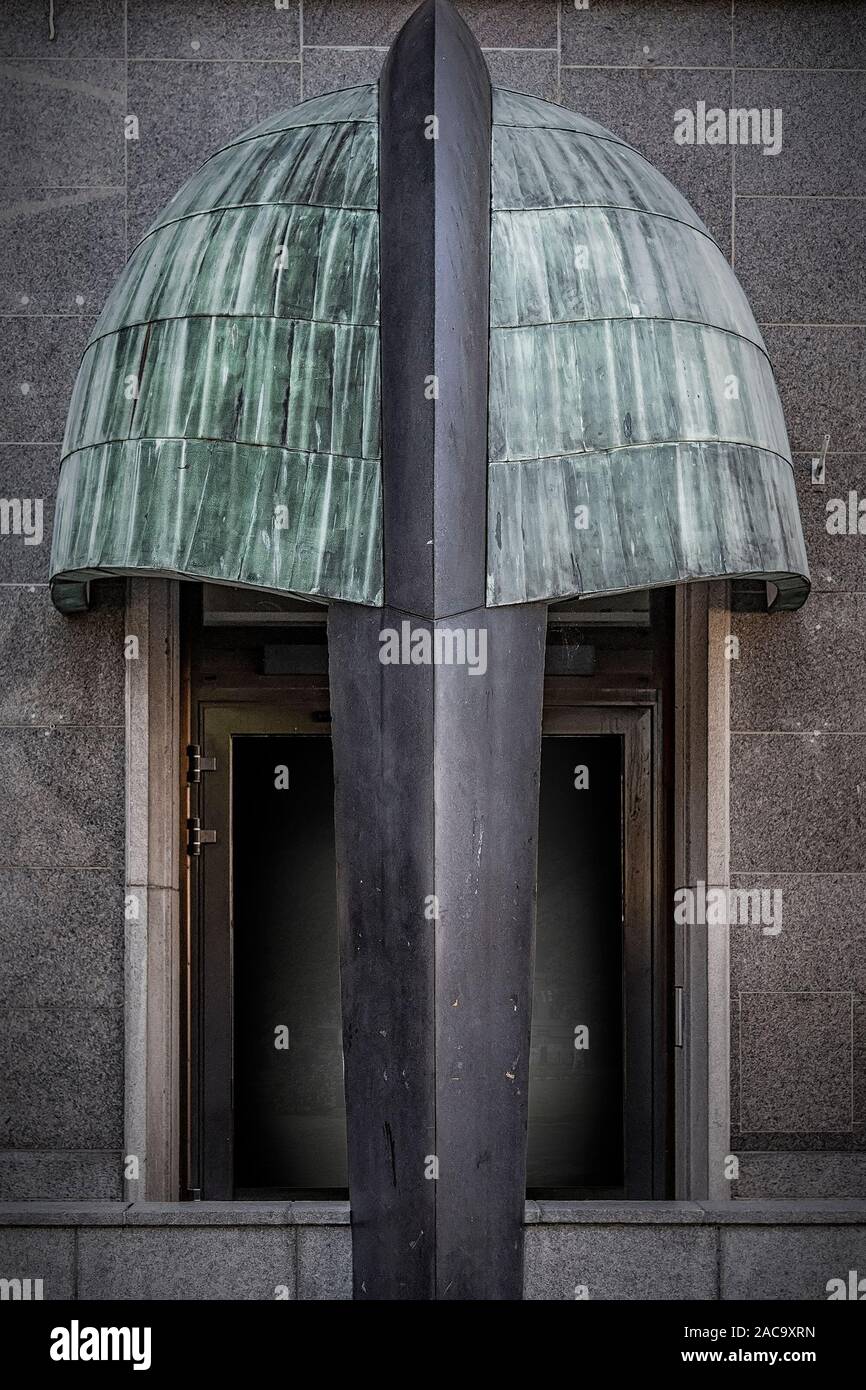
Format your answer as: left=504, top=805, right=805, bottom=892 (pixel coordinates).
left=50, top=82, right=809, bottom=613
left=51, top=85, right=382, bottom=613
left=487, top=89, right=807, bottom=611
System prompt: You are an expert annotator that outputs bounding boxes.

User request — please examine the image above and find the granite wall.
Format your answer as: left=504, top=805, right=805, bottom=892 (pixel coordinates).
left=4, top=1201, right=866, bottom=1300
left=0, top=1, right=863, bottom=1205
left=722, top=6, right=866, bottom=1199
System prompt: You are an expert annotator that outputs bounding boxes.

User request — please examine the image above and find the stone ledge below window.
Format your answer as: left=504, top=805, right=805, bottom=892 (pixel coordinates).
left=3, top=1198, right=866, bottom=1226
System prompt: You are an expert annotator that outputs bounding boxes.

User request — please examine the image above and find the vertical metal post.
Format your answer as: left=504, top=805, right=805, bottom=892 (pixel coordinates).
left=329, top=0, right=547, bottom=1299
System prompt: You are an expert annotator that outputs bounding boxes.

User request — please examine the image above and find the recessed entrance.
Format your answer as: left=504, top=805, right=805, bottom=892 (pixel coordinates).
left=183, top=586, right=672, bottom=1202
left=232, top=734, right=345, bottom=1197
left=532, top=733, right=624, bottom=1193
left=530, top=718, right=657, bottom=1198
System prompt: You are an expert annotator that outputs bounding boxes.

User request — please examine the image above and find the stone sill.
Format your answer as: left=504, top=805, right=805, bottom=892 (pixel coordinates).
left=529, top=1199, right=866, bottom=1225
left=3, top=1198, right=866, bottom=1227
left=0, top=1200, right=349, bottom=1226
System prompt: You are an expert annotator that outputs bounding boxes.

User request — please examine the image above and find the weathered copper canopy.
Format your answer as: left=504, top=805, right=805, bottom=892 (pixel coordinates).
left=50, top=62, right=809, bottom=613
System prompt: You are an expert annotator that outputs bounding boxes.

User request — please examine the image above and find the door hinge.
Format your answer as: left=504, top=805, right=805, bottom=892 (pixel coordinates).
left=186, top=743, right=216, bottom=783
left=674, top=985, right=685, bottom=1048
left=186, top=817, right=217, bottom=857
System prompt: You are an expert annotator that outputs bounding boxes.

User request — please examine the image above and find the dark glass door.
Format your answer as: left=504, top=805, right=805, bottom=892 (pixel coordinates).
left=232, top=735, right=347, bottom=1196
left=195, top=703, right=654, bottom=1198
left=528, top=735, right=624, bottom=1194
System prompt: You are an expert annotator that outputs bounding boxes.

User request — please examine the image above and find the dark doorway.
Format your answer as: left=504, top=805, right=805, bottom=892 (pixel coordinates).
left=232, top=735, right=347, bottom=1197
left=184, top=588, right=670, bottom=1201
left=528, top=734, right=624, bottom=1193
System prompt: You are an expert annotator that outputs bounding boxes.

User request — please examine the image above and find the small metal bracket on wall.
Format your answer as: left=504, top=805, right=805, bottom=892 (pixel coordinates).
left=186, top=744, right=216, bottom=783
left=186, top=818, right=216, bottom=857
left=811, top=432, right=831, bottom=486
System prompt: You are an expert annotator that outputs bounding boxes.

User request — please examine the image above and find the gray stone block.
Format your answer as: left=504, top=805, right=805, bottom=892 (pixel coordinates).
left=304, top=39, right=569, bottom=107
left=303, top=1, right=558, bottom=49
left=532, top=1200, right=706, bottom=1224
left=560, top=67, right=734, bottom=252
left=0, top=867, right=123, bottom=1012
left=126, top=59, right=301, bottom=244
left=78, top=1226, right=297, bottom=1299
left=0, top=1, right=124, bottom=59
left=465, top=0, right=558, bottom=48
left=0, top=447, right=58, bottom=583
left=730, top=597, right=866, bottom=734
left=721, top=1225, right=866, bottom=1300
left=730, top=732, right=866, bottom=873
left=739, top=991, right=853, bottom=1133
left=0, top=60, right=125, bottom=190
left=301, top=47, right=384, bottom=101
left=735, top=198, right=866, bottom=325
left=306, top=48, right=562, bottom=112
left=289, top=1200, right=350, bottom=1225
left=0, top=1153, right=122, bottom=1201
left=736, top=991, right=866, bottom=1152
left=733, top=70, right=866, bottom=197
left=0, top=726, right=124, bottom=868
left=126, top=1202, right=294, bottom=1225
left=794, top=455, right=866, bottom=594
left=562, top=0, right=731, bottom=68
left=730, top=873, right=866, bottom=995
left=129, top=0, right=299, bottom=60
left=301, top=39, right=594, bottom=106
left=764, top=328, right=866, bottom=453
left=733, top=1154, right=866, bottom=1201
left=0, top=316, right=89, bottom=443
left=0, top=1199, right=127, bottom=1222
left=297, top=1224, right=352, bottom=1299
left=704, top=1199, right=866, bottom=1223
left=734, top=1, right=866, bottom=71
left=524, top=1224, right=718, bottom=1299
left=303, top=0, right=413, bottom=47
left=0, top=1226, right=74, bottom=1299
left=0, top=187, right=125, bottom=319
left=0, top=587, right=124, bottom=725
left=2, top=1003, right=123, bottom=1149
left=483, top=50, right=557, bottom=101
left=854, top=998, right=866, bottom=1141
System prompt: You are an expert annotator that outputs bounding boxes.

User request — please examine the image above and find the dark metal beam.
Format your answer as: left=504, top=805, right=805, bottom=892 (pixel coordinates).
left=378, top=0, right=491, bottom=618
left=330, top=602, right=546, bottom=1299
left=329, top=0, right=547, bottom=1300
